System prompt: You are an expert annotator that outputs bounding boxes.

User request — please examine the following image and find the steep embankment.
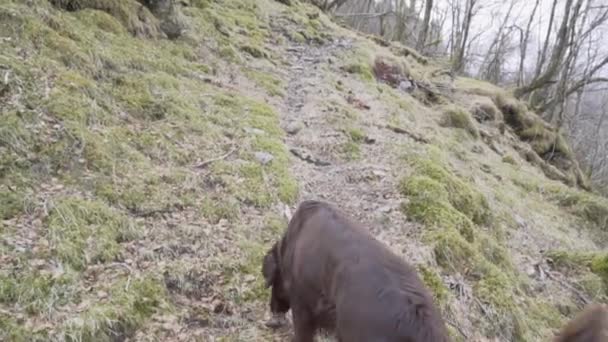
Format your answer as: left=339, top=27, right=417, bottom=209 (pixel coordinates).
left=1, top=0, right=607, bottom=341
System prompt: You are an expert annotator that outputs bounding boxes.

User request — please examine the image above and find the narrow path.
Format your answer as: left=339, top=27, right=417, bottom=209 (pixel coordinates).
left=276, top=35, right=435, bottom=266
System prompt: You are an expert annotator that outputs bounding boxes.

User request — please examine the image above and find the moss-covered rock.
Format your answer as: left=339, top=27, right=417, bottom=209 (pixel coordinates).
left=49, top=0, right=164, bottom=38
left=502, top=155, right=517, bottom=165
left=440, top=105, right=479, bottom=139
left=402, top=150, right=491, bottom=226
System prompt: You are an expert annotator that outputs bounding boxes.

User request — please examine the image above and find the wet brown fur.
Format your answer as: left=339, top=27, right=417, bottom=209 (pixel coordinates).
left=553, top=303, right=608, bottom=342
left=262, top=200, right=451, bottom=342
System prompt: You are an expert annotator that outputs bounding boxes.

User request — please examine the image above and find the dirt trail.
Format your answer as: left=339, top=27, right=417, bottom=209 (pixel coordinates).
left=276, top=34, right=436, bottom=280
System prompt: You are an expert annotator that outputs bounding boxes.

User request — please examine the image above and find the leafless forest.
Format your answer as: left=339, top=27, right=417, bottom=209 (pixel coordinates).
left=320, top=0, right=608, bottom=194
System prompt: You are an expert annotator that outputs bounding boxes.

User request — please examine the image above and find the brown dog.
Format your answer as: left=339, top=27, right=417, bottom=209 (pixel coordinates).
left=262, top=200, right=451, bottom=342
left=553, top=303, right=608, bottom=342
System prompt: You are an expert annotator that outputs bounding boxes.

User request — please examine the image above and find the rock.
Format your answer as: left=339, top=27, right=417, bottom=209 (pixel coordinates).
left=371, top=169, right=386, bottom=178
left=398, top=79, right=414, bottom=92
left=212, top=299, right=231, bottom=314
left=377, top=205, right=393, bottom=213
left=284, top=121, right=303, bottom=135
left=514, top=215, right=526, bottom=229
left=471, top=145, right=484, bottom=154
left=244, top=127, right=265, bottom=135
left=265, top=312, right=288, bottom=329
left=255, top=151, right=274, bottom=165
left=481, top=164, right=491, bottom=173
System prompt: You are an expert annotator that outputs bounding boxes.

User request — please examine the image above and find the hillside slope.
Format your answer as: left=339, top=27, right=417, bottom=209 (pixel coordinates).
left=1, top=0, right=607, bottom=341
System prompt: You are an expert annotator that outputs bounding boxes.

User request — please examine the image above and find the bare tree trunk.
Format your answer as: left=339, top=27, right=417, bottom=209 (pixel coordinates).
left=514, top=0, right=575, bottom=98
left=416, top=0, right=433, bottom=52
left=481, top=0, right=516, bottom=83
left=534, top=0, right=559, bottom=79
left=552, top=0, right=586, bottom=126
left=517, top=0, right=540, bottom=86
left=452, top=0, right=476, bottom=74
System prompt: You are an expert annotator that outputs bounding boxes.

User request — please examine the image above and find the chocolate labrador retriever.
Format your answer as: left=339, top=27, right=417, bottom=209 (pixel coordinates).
left=553, top=303, right=608, bottom=342
left=262, top=200, right=451, bottom=342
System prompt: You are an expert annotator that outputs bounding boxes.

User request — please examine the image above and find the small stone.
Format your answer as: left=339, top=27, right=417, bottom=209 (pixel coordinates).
left=244, top=274, right=255, bottom=282
left=255, top=151, right=274, bottom=165
left=481, top=164, right=491, bottom=173
left=514, top=215, right=526, bottom=229
left=398, top=79, right=414, bottom=92
left=244, top=127, right=265, bottom=135
left=265, top=312, right=288, bottom=329
left=471, top=145, right=484, bottom=154
left=97, top=291, right=108, bottom=299
left=285, top=121, right=303, bottom=135
left=212, top=300, right=225, bottom=314
left=372, top=170, right=386, bottom=178
left=377, top=205, right=393, bottom=213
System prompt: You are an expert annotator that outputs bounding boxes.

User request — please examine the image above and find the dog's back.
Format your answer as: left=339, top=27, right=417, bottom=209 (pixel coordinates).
left=286, top=200, right=451, bottom=342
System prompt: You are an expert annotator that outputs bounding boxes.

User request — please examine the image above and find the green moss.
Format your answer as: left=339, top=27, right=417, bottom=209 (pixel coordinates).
left=432, top=228, right=478, bottom=273
left=0, top=312, right=44, bottom=342
left=401, top=176, right=475, bottom=241
left=243, top=68, right=284, bottom=97
left=346, top=127, right=366, bottom=143
left=264, top=214, right=287, bottom=235
left=578, top=273, right=607, bottom=300
left=417, top=265, right=448, bottom=307
left=49, top=0, right=163, bottom=38
left=0, top=187, right=24, bottom=220
left=240, top=44, right=266, bottom=58
left=546, top=250, right=608, bottom=296
left=201, top=196, right=240, bottom=223
left=403, top=150, right=491, bottom=226
left=341, top=62, right=374, bottom=81
left=502, top=155, right=517, bottom=165
left=440, top=106, right=479, bottom=138
left=454, top=77, right=503, bottom=97
left=477, top=234, right=512, bottom=270
left=590, top=254, right=608, bottom=283
left=340, top=140, right=361, bottom=161
left=61, top=275, right=169, bottom=342
left=0, top=265, right=78, bottom=316
left=47, top=197, right=138, bottom=270
left=551, top=191, right=608, bottom=230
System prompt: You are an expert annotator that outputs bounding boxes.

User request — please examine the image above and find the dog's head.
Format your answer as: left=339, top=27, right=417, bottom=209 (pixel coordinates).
left=262, top=241, right=290, bottom=313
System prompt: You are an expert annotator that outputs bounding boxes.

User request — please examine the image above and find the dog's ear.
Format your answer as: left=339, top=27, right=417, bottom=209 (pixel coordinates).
left=262, top=243, right=279, bottom=288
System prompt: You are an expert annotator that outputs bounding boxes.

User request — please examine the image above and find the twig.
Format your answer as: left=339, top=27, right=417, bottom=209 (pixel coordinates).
left=446, top=318, right=468, bottom=340
left=384, top=124, right=430, bottom=144
left=194, top=146, right=237, bottom=169
left=540, top=264, right=590, bottom=306
left=130, top=207, right=176, bottom=218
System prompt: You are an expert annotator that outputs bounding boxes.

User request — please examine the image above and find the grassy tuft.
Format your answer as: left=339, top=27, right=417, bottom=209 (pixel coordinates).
left=60, top=275, right=169, bottom=341
left=417, top=264, right=449, bottom=308
left=550, top=190, right=608, bottom=231
left=440, top=105, right=479, bottom=139
left=401, top=148, right=491, bottom=226
left=47, top=197, right=139, bottom=270
left=502, top=155, right=517, bottom=165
